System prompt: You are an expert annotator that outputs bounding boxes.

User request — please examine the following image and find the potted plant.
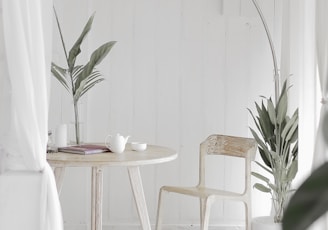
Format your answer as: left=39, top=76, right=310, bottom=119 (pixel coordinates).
left=51, top=8, right=116, bottom=144
left=248, top=0, right=299, bottom=228
left=249, top=81, right=298, bottom=228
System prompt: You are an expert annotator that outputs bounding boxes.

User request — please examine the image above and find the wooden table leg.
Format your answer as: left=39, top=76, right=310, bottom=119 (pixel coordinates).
left=127, top=166, right=151, bottom=230
left=91, top=166, right=103, bottom=230
left=53, top=167, right=66, bottom=195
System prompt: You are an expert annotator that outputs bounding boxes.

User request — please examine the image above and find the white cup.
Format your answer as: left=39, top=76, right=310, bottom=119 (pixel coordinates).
left=131, top=142, right=147, bottom=152
left=55, top=124, right=67, bottom=147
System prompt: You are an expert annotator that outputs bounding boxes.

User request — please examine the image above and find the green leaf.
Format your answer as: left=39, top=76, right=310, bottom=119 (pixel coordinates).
left=276, top=81, right=288, bottom=125
left=250, top=128, right=272, bottom=165
left=289, top=109, right=299, bottom=144
left=286, top=111, right=298, bottom=143
left=270, top=150, right=278, bottom=160
left=79, top=71, right=104, bottom=98
left=292, top=141, right=298, bottom=159
left=254, top=161, right=273, bottom=175
left=286, top=160, right=298, bottom=182
left=51, top=63, right=69, bottom=91
left=248, top=108, right=264, bottom=138
left=53, top=7, right=69, bottom=62
left=89, top=41, right=116, bottom=66
left=80, top=78, right=104, bottom=98
left=281, top=111, right=298, bottom=141
left=258, top=101, right=275, bottom=143
left=268, top=183, right=277, bottom=192
left=259, top=147, right=272, bottom=168
left=72, top=65, right=84, bottom=82
left=283, top=162, right=328, bottom=230
left=68, top=13, right=95, bottom=71
left=267, top=98, right=276, bottom=124
left=75, top=41, right=116, bottom=91
left=73, top=69, right=104, bottom=102
left=253, top=183, right=271, bottom=193
left=251, top=172, right=270, bottom=183
left=286, top=118, right=298, bottom=142
left=73, top=81, right=85, bottom=103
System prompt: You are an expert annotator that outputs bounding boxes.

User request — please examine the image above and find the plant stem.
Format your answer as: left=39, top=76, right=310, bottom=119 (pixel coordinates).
left=73, top=101, right=80, bottom=145
left=54, top=6, right=78, bottom=141
left=53, top=7, right=69, bottom=63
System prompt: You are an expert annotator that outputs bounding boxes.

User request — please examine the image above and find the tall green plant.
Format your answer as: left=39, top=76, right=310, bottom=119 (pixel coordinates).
left=51, top=8, right=116, bottom=144
left=249, top=0, right=299, bottom=223
left=248, top=80, right=298, bottom=223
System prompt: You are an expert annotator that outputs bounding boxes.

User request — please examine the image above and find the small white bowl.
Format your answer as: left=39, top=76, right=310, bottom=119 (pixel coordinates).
left=131, top=142, right=147, bottom=152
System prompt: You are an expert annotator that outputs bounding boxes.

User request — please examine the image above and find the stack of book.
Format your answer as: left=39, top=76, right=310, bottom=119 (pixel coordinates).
left=58, top=144, right=110, bottom=155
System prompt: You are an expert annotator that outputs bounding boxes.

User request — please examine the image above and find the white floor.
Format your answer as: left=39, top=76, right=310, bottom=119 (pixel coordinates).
left=65, top=224, right=245, bottom=230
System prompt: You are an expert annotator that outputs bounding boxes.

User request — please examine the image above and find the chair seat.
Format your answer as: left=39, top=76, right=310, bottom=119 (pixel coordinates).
left=162, top=185, right=247, bottom=201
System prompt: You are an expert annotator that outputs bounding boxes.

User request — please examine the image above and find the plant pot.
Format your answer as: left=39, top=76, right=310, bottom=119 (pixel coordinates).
left=252, top=216, right=282, bottom=230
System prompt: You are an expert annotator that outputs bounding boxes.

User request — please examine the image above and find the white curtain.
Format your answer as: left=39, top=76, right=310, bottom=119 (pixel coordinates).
left=0, top=0, right=63, bottom=229
left=310, top=0, right=328, bottom=229
left=314, top=0, right=328, bottom=168
left=295, top=0, right=318, bottom=186
left=280, top=0, right=317, bottom=187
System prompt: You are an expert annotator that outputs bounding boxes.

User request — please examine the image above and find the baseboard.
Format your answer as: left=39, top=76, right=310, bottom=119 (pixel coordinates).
left=64, top=224, right=245, bottom=230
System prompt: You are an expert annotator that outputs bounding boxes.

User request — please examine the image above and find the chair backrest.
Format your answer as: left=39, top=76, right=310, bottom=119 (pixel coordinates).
left=198, top=134, right=257, bottom=192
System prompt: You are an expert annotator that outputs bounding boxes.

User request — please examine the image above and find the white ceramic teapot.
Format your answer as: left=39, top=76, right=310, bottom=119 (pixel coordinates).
left=105, top=133, right=130, bottom=153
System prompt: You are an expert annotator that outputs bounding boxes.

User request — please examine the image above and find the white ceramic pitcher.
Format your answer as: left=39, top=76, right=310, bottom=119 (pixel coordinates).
left=105, top=133, right=130, bottom=153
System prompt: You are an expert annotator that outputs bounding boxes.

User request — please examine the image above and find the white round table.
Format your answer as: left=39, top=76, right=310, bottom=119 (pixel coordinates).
left=47, top=144, right=177, bottom=230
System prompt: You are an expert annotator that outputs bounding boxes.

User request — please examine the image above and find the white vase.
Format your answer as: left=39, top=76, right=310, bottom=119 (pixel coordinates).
left=252, top=216, right=282, bottom=230
left=69, top=100, right=86, bottom=145
left=68, top=121, right=85, bottom=145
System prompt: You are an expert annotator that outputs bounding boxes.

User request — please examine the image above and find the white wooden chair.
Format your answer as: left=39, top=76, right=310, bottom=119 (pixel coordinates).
left=155, top=134, right=257, bottom=230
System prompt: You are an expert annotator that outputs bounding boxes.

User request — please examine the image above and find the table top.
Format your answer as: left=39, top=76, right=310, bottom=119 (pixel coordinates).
left=47, top=143, right=177, bottom=167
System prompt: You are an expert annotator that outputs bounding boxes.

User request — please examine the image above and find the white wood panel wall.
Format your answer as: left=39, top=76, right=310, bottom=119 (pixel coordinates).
left=50, top=0, right=281, bottom=229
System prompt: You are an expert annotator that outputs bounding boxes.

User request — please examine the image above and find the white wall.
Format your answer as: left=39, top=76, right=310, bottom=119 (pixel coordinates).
left=49, top=0, right=296, bottom=229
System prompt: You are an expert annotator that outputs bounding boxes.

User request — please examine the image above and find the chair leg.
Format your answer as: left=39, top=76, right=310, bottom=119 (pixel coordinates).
left=200, top=198, right=205, bottom=228
left=244, top=201, right=251, bottom=230
left=200, top=197, right=212, bottom=230
left=155, top=188, right=165, bottom=230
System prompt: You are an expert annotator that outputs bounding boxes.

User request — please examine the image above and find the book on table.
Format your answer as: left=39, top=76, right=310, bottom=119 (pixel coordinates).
left=58, top=144, right=110, bottom=154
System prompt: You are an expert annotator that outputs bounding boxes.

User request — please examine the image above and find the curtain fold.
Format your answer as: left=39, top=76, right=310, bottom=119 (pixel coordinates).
left=0, top=0, right=63, bottom=229
left=1, top=0, right=47, bottom=171
left=313, top=0, right=328, bottom=169
left=310, top=0, right=328, bottom=229
left=297, top=0, right=317, bottom=187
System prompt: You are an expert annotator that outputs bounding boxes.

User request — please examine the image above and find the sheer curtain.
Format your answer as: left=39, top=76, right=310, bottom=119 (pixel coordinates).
left=279, top=0, right=317, bottom=187
left=311, top=0, right=328, bottom=228
left=314, top=0, right=328, bottom=168
left=291, top=0, right=328, bottom=228
left=0, top=0, right=63, bottom=229
left=296, top=0, right=318, bottom=185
